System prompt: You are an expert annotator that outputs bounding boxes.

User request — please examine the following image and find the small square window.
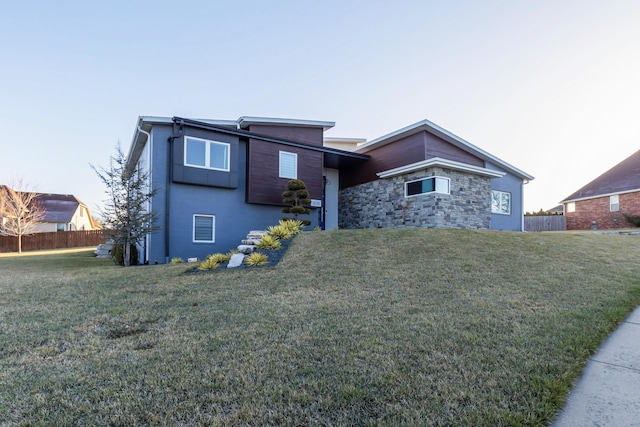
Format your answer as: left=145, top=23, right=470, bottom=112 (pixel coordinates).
left=566, top=202, right=575, bottom=213
left=610, top=195, right=619, bottom=212
left=185, top=138, right=207, bottom=167
left=279, top=151, right=297, bottom=179
left=209, top=142, right=229, bottom=170
left=193, top=214, right=215, bottom=243
left=491, top=190, right=511, bottom=215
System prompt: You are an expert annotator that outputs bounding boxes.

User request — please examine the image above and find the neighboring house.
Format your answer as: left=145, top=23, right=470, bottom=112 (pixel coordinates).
left=31, top=193, right=97, bottom=232
left=127, top=116, right=533, bottom=264
left=0, top=186, right=97, bottom=233
left=561, top=149, right=640, bottom=230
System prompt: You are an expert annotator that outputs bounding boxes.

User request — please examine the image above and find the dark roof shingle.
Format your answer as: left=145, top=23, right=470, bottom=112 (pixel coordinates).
left=561, top=149, right=640, bottom=202
left=34, top=194, right=80, bottom=223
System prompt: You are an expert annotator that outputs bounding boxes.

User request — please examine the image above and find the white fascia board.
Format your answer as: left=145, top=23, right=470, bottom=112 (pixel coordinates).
left=128, top=116, right=237, bottom=166
left=356, top=119, right=534, bottom=181
left=376, top=157, right=506, bottom=179
left=237, top=116, right=335, bottom=131
left=323, top=137, right=367, bottom=143
left=561, top=188, right=640, bottom=204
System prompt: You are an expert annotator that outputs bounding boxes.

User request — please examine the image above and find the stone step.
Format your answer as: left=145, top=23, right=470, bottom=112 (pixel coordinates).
left=241, top=239, right=261, bottom=245
left=237, top=245, right=255, bottom=254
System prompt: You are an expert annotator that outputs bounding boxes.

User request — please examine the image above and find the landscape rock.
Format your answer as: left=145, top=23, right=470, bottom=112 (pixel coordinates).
left=95, top=243, right=114, bottom=258
left=241, top=239, right=261, bottom=245
left=237, top=245, right=255, bottom=254
left=227, top=253, right=246, bottom=268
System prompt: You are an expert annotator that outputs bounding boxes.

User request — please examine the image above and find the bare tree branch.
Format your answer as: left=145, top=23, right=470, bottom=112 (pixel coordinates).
left=0, top=178, right=45, bottom=253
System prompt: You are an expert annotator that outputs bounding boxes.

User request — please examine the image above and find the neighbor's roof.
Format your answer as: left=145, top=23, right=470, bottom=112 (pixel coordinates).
left=355, top=119, right=534, bottom=181
left=34, top=193, right=83, bottom=223
left=561, top=149, right=640, bottom=203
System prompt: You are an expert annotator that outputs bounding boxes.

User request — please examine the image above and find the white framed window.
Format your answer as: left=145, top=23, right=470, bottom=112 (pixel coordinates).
left=405, top=176, right=450, bottom=197
left=566, top=202, right=575, bottom=213
left=610, top=195, right=619, bottom=212
left=185, top=136, right=230, bottom=171
left=193, top=214, right=215, bottom=243
left=279, top=151, right=297, bottom=179
left=491, top=190, right=511, bottom=215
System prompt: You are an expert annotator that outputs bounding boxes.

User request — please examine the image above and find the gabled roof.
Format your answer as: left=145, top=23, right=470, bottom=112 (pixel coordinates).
left=355, top=119, right=534, bottom=181
left=561, top=149, right=640, bottom=203
left=34, top=193, right=82, bottom=223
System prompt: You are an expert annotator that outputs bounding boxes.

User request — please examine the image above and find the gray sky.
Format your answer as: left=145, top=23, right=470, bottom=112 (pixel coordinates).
left=1, top=0, right=639, bottom=214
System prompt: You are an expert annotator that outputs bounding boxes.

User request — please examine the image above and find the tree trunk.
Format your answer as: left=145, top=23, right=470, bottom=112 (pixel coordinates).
left=18, top=235, right=22, bottom=254
left=124, top=238, right=131, bottom=267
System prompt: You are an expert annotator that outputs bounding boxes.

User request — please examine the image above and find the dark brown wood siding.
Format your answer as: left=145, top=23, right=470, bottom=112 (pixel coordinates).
left=246, top=139, right=323, bottom=205
left=247, top=124, right=325, bottom=147
left=340, top=130, right=485, bottom=189
left=340, top=132, right=427, bottom=189
left=425, top=132, right=484, bottom=166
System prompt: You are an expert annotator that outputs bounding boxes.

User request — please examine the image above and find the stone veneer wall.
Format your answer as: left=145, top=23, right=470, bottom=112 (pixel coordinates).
left=338, top=167, right=491, bottom=229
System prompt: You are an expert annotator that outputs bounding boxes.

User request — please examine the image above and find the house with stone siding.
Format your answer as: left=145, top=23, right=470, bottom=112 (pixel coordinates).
left=561, top=149, right=640, bottom=230
left=127, top=116, right=533, bottom=264
left=338, top=120, right=533, bottom=232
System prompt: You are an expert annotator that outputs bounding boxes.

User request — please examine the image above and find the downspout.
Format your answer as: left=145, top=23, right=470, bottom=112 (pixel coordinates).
left=137, top=125, right=152, bottom=264
left=166, top=118, right=185, bottom=263
left=521, top=179, right=530, bottom=232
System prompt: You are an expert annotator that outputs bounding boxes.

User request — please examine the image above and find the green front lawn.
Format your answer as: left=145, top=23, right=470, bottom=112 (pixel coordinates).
left=1, top=229, right=639, bottom=426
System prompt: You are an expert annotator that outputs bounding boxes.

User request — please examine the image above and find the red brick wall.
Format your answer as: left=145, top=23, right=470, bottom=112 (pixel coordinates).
left=565, top=192, right=640, bottom=230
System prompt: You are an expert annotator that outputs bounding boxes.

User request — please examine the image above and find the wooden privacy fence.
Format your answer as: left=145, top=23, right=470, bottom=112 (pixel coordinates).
left=0, top=230, right=107, bottom=253
left=524, top=215, right=566, bottom=232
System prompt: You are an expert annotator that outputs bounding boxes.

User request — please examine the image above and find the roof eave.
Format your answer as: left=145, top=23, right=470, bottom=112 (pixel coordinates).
left=356, top=119, right=534, bottom=181
left=561, top=187, right=640, bottom=204
left=377, top=157, right=506, bottom=179
left=237, top=116, right=335, bottom=131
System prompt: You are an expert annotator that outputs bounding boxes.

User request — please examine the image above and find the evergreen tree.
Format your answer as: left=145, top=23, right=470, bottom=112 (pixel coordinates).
left=92, top=142, right=159, bottom=266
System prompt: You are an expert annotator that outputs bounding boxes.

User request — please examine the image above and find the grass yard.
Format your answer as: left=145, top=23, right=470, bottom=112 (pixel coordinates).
left=1, top=229, right=640, bottom=426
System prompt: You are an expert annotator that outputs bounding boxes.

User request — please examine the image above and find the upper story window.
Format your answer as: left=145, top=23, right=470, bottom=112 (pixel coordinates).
left=491, top=190, right=511, bottom=215
left=610, top=195, right=619, bottom=212
left=185, top=136, right=230, bottom=172
left=405, top=176, right=450, bottom=197
left=279, top=151, right=297, bottom=179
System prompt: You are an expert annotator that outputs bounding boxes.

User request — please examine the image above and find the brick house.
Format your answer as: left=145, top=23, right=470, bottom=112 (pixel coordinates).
left=561, top=149, right=640, bottom=230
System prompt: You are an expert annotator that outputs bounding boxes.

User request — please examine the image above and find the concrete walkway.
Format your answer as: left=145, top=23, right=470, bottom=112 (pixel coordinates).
left=552, top=306, right=640, bottom=426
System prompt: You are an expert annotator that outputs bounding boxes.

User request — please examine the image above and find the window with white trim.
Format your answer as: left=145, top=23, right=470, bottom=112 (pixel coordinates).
left=491, top=190, right=511, bottom=215
left=405, top=176, right=450, bottom=197
left=279, top=151, right=297, bottom=179
left=185, top=136, right=230, bottom=171
left=566, top=202, right=575, bottom=213
left=610, top=195, right=619, bottom=212
left=193, top=214, right=215, bottom=243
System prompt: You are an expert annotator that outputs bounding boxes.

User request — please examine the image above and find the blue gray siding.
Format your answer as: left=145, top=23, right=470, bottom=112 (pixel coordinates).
left=144, top=124, right=318, bottom=263
left=487, top=161, right=525, bottom=231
